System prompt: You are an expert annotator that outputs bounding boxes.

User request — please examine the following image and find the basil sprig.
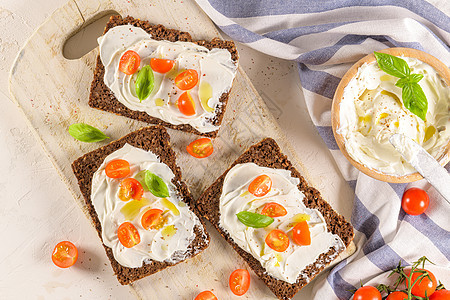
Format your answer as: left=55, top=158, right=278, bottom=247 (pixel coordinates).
left=135, top=65, right=154, bottom=101
left=68, top=123, right=109, bottom=143
left=144, top=171, right=169, bottom=198
left=374, top=52, right=428, bottom=121
left=236, top=211, right=274, bottom=228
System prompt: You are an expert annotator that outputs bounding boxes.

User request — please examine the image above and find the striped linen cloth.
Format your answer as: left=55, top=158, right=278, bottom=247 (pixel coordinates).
left=195, top=1, right=450, bottom=299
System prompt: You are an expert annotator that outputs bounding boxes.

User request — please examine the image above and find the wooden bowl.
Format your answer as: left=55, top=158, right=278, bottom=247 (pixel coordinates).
left=331, top=47, right=450, bottom=183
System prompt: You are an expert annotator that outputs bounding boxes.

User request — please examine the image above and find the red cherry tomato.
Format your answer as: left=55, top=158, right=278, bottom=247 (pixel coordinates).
left=141, top=209, right=164, bottom=230
left=386, top=291, right=408, bottom=300
left=119, top=50, right=141, bottom=75
left=248, top=175, right=272, bottom=197
left=430, top=289, right=450, bottom=300
left=186, top=138, right=213, bottom=158
left=261, top=202, right=287, bottom=218
left=194, top=290, right=217, bottom=300
left=292, top=221, right=311, bottom=246
left=177, top=91, right=196, bottom=116
left=52, top=241, right=78, bottom=268
left=354, top=286, right=382, bottom=300
left=150, top=58, right=175, bottom=73
left=229, top=269, right=250, bottom=296
left=118, top=178, right=144, bottom=201
left=265, top=229, right=289, bottom=252
left=402, top=188, right=429, bottom=215
left=175, top=69, right=198, bottom=90
left=105, top=159, right=130, bottom=178
left=118, top=222, right=140, bottom=248
left=407, top=268, right=437, bottom=298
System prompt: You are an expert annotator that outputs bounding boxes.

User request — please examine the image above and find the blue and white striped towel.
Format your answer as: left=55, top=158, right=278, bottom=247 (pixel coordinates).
left=195, top=1, right=450, bottom=299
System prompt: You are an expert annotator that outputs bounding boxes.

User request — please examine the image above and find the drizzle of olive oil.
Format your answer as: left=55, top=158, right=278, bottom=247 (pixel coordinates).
left=199, top=82, right=214, bottom=112
left=381, top=90, right=402, bottom=106
left=161, top=198, right=180, bottom=216
left=120, top=198, right=150, bottom=220
left=274, top=253, right=282, bottom=267
left=359, top=89, right=373, bottom=102
left=155, top=98, right=165, bottom=107
left=358, top=115, right=372, bottom=124
left=161, top=225, right=177, bottom=239
left=376, top=113, right=389, bottom=124
left=288, top=213, right=311, bottom=228
left=240, top=191, right=250, bottom=197
left=424, top=126, right=436, bottom=142
left=380, top=75, right=391, bottom=81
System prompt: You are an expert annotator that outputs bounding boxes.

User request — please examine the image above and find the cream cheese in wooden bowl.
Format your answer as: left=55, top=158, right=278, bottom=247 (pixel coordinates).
left=332, top=48, right=450, bottom=183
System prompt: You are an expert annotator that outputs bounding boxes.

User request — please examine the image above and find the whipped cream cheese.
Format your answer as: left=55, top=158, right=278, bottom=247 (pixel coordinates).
left=98, top=25, right=238, bottom=133
left=91, top=144, right=202, bottom=268
left=219, top=163, right=345, bottom=284
left=337, top=57, right=450, bottom=175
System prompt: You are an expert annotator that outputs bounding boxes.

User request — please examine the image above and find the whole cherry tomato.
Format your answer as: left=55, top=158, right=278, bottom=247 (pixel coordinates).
left=229, top=269, right=250, bottom=296
left=52, top=241, right=78, bottom=268
left=386, top=291, right=408, bottom=300
left=407, top=268, right=437, bottom=298
left=430, top=289, right=450, bottom=300
left=353, top=286, right=382, bottom=300
left=402, top=187, right=429, bottom=215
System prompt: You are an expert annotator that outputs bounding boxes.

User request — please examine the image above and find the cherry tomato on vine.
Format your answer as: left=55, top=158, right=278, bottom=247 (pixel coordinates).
left=292, top=221, right=311, bottom=246
left=175, top=69, right=198, bottom=90
left=118, top=222, right=140, bottom=248
left=265, top=229, right=289, bottom=252
left=150, top=58, right=175, bottom=73
left=141, top=209, right=164, bottom=230
left=194, top=290, right=217, bottom=300
left=407, top=268, right=437, bottom=298
left=402, top=187, right=429, bottom=215
left=105, top=159, right=130, bottom=178
left=386, top=291, right=408, bottom=300
left=353, top=286, right=382, bottom=300
left=261, top=202, right=287, bottom=218
left=186, top=138, right=213, bottom=158
left=248, top=175, right=272, bottom=197
left=119, top=50, right=141, bottom=75
left=229, top=269, right=250, bottom=296
left=177, top=91, right=196, bottom=116
left=52, top=241, right=78, bottom=268
left=118, top=178, right=144, bottom=201
left=430, top=289, right=450, bottom=300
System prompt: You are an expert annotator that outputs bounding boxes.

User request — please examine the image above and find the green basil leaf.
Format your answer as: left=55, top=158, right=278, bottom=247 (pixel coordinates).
left=68, top=123, right=109, bottom=143
left=402, top=82, right=428, bottom=121
left=144, top=171, right=169, bottom=198
left=135, top=65, right=155, bottom=101
left=236, top=211, right=274, bottom=228
left=395, top=74, right=424, bottom=88
left=134, top=170, right=149, bottom=191
left=374, top=52, right=410, bottom=78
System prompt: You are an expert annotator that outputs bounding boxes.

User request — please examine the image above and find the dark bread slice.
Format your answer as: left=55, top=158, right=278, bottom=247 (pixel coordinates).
left=72, top=126, right=209, bottom=285
left=197, top=138, right=354, bottom=299
left=89, top=15, right=239, bottom=138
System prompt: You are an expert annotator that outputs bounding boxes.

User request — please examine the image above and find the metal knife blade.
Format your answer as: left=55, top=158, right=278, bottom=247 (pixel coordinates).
left=389, top=133, right=450, bottom=204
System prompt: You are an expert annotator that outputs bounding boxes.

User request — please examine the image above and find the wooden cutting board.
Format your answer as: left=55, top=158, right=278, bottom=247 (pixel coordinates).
left=9, top=0, right=355, bottom=298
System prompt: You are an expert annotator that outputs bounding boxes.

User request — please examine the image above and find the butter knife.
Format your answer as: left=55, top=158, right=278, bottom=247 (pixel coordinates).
left=389, top=133, right=450, bottom=204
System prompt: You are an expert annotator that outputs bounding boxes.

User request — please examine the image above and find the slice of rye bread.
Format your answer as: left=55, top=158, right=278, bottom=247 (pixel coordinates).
left=197, top=138, right=354, bottom=299
left=71, top=125, right=209, bottom=285
left=89, top=15, right=239, bottom=138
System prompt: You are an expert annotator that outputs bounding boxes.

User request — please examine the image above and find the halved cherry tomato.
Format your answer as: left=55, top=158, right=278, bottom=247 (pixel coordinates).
left=248, top=175, right=272, bottom=197
left=187, top=138, right=213, bottom=158
left=430, top=289, right=450, bottom=300
left=118, top=178, right=144, bottom=201
left=386, top=291, right=408, bottom=300
left=150, top=58, right=175, bottom=73
left=261, top=202, right=287, bottom=218
left=292, top=221, right=311, bottom=246
left=407, top=268, right=437, bottom=298
left=353, top=286, right=382, bottom=300
left=194, top=290, right=217, bottom=300
left=229, top=269, right=250, bottom=296
left=105, top=159, right=130, bottom=178
left=141, top=209, right=164, bottom=230
left=52, top=241, right=78, bottom=268
left=175, top=69, right=198, bottom=90
left=118, top=222, right=140, bottom=248
left=177, top=91, right=196, bottom=116
left=119, top=50, right=141, bottom=75
left=265, top=229, right=289, bottom=252
left=402, top=187, right=429, bottom=215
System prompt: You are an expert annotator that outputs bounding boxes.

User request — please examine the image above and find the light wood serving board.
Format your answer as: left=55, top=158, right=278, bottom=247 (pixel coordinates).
left=9, top=0, right=355, bottom=299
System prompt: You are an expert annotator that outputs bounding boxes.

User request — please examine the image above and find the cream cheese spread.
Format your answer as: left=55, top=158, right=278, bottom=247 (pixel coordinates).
left=98, top=25, right=238, bottom=133
left=337, top=57, right=450, bottom=175
left=219, top=163, right=345, bottom=284
left=91, top=143, right=202, bottom=268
